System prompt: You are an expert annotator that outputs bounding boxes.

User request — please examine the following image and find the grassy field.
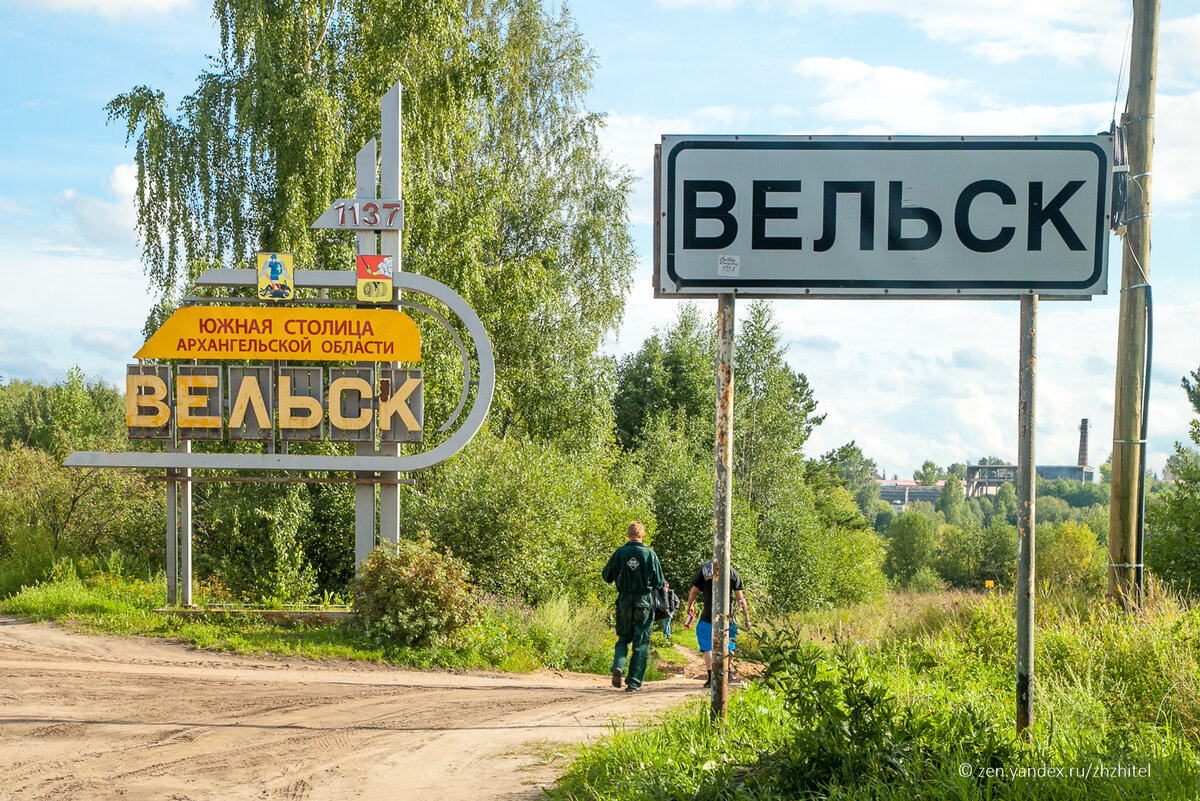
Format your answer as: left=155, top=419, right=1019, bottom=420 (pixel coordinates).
left=548, top=589, right=1200, bottom=801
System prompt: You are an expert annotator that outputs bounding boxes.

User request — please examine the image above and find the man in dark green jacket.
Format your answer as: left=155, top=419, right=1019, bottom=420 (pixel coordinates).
left=601, top=521, right=664, bottom=691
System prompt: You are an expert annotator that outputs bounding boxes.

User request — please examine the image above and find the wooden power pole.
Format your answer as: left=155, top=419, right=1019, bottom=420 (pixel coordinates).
left=1109, top=0, right=1159, bottom=608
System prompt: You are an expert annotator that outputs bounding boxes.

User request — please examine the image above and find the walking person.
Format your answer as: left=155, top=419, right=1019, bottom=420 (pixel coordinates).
left=685, top=559, right=750, bottom=688
left=662, top=581, right=681, bottom=640
left=601, top=521, right=664, bottom=692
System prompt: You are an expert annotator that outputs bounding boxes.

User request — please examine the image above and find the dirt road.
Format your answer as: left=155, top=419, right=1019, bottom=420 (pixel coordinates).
left=0, top=617, right=704, bottom=801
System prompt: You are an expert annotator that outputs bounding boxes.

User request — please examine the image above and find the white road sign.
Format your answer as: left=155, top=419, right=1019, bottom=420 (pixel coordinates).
left=655, top=135, right=1113, bottom=298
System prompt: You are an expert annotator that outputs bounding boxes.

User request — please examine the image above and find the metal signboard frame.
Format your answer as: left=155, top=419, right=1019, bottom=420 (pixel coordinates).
left=655, top=135, right=1113, bottom=299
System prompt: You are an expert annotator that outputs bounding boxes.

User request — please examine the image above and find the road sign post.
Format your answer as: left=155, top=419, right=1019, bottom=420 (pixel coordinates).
left=654, top=133, right=1112, bottom=733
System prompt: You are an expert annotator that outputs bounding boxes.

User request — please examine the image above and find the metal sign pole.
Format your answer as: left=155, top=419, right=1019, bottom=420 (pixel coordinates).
left=712, top=292, right=735, bottom=721
left=378, top=82, right=403, bottom=548
left=165, top=438, right=178, bottom=606
left=181, top=439, right=192, bottom=606
left=354, top=135, right=378, bottom=566
left=1016, top=294, right=1038, bottom=736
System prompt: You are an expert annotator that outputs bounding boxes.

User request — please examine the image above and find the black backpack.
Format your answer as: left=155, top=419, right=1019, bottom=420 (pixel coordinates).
left=651, top=586, right=671, bottom=621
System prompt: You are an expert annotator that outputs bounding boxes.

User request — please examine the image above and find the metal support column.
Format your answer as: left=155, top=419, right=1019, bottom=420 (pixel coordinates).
left=354, top=135, right=378, bottom=566
left=165, top=440, right=178, bottom=606
left=1016, top=294, right=1037, bottom=736
left=378, top=81, right=403, bottom=547
left=181, top=439, right=192, bottom=606
left=712, top=292, right=735, bottom=722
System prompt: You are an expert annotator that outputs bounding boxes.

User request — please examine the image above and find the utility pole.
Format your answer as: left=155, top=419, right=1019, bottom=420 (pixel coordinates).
left=1109, top=0, right=1159, bottom=609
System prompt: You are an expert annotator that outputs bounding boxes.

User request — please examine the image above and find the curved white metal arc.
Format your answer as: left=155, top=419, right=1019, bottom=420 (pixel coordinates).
left=391, top=272, right=494, bottom=465
left=395, top=299, right=470, bottom=433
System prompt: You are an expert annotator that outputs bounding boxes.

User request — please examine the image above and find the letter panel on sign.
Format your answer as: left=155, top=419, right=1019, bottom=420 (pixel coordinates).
left=379, top=369, right=423, bottom=444
left=126, top=364, right=173, bottom=440
left=279, top=367, right=324, bottom=442
left=176, top=365, right=223, bottom=441
left=329, top=367, right=375, bottom=443
left=228, top=366, right=274, bottom=441
left=656, top=135, right=1113, bottom=298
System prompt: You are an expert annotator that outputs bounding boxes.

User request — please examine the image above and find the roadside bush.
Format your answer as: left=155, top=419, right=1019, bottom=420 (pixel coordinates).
left=1036, top=521, right=1105, bottom=597
left=747, top=636, right=1015, bottom=796
left=884, top=509, right=937, bottom=585
left=1147, top=422, right=1200, bottom=596
left=193, top=481, right=317, bottom=605
left=353, top=538, right=477, bottom=648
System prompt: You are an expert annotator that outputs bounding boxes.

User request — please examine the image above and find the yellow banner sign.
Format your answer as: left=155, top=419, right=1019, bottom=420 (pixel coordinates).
left=135, top=307, right=421, bottom=362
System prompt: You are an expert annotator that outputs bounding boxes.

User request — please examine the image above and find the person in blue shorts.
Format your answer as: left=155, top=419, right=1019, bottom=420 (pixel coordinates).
left=685, top=559, right=750, bottom=688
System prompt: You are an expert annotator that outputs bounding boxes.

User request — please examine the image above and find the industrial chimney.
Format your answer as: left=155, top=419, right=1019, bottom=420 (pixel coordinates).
left=1077, top=418, right=1090, bottom=467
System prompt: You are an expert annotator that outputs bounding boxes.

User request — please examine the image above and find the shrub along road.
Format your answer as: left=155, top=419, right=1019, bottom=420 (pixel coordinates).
left=0, top=616, right=702, bottom=800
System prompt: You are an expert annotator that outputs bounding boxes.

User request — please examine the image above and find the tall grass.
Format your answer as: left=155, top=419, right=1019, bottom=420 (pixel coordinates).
left=550, top=590, right=1200, bottom=800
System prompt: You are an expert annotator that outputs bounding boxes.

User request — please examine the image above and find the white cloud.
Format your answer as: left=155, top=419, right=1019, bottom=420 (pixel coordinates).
left=11, top=0, right=192, bottom=16
left=53, top=163, right=139, bottom=256
left=793, top=57, right=1111, bottom=135
left=658, top=0, right=1129, bottom=65
left=1148, top=91, right=1200, bottom=205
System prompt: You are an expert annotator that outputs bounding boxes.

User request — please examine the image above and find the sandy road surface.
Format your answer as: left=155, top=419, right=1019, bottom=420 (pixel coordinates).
left=0, top=617, right=704, bottom=801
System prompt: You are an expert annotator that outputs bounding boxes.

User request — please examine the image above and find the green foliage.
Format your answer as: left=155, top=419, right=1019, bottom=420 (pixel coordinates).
left=1183, top=365, right=1200, bottom=416
left=554, top=593, right=1200, bottom=801
left=400, top=433, right=649, bottom=604
left=1035, top=521, right=1105, bottom=596
left=0, top=444, right=163, bottom=579
left=633, top=416, right=760, bottom=594
left=612, top=303, right=714, bottom=452
left=0, top=367, right=126, bottom=457
left=873, top=500, right=895, bottom=535
left=1035, top=495, right=1072, bottom=524
left=353, top=538, right=477, bottom=649
left=931, top=521, right=1016, bottom=590
left=746, top=636, right=1014, bottom=796
left=905, top=564, right=945, bottom=593
left=193, top=482, right=318, bottom=605
left=1038, top=476, right=1108, bottom=509
left=994, top=481, right=1019, bottom=525
left=935, top=475, right=965, bottom=526
left=819, top=442, right=882, bottom=519
left=1148, top=421, right=1200, bottom=596
left=734, top=301, right=824, bottom=509
left=913, top=460, right=941, bottom=485
left=884, top=509, right=937, bottom=584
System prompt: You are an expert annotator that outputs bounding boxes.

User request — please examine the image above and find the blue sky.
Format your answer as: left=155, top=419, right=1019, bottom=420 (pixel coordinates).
left=1, top=0, right=1198, bottom=479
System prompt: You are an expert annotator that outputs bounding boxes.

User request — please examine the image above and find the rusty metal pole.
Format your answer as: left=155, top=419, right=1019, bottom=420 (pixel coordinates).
left=712, top=292, right=735, bottom=722
left=1016, top=294, right=1037, bottom=737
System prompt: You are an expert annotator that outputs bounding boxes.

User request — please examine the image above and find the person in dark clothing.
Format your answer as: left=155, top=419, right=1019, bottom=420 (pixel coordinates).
left=662, top=581, right=681, bottom=640
left=685, top=559, right=750, bottom=688
left=601, top=521, right=665, bottom=691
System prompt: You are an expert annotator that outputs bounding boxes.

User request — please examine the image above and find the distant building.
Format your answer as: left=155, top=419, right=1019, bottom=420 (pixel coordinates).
left=1036, top=465, right=1096, bottom=483
left=876, top=479, right=948, bottom=509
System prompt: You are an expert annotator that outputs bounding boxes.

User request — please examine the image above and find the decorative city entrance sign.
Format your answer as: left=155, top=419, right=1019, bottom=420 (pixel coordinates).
left=66, top=82, right=495, bottom=604
left=656, top=135, right=1114, bottom=298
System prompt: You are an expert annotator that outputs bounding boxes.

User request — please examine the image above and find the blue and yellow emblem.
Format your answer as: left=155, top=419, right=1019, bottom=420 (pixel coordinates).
left=256, top=252, right=295, bottom=301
